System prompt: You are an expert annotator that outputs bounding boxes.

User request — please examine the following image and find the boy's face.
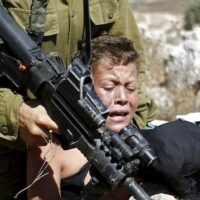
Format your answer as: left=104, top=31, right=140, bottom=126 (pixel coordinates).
left=92, top=60, right=138, bottom=132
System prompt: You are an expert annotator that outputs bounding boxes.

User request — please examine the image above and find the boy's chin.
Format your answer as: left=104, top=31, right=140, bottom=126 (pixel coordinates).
left=106, top=122, right=128, bottom=133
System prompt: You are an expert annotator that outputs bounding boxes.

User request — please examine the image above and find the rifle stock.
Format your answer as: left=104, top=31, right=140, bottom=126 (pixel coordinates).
left=0, top=5, right=156, bottom=200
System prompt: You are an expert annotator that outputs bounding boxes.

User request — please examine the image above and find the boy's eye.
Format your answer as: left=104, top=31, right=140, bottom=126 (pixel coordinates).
left=104, top=86, right=114, bottom=91
left=127, top=86, right=137, bottom=92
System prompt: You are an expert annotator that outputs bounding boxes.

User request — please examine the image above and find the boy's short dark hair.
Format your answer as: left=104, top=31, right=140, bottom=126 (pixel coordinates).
left=75, top=34, right=140, bottom=71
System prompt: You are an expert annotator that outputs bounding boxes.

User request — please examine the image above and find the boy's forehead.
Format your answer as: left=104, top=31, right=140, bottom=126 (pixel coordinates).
left=93, top=62, right=138, bottom=83
left=94, top=60, right=138, bottom=73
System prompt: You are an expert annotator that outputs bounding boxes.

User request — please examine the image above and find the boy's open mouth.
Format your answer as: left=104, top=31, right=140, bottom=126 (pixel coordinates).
left=109, top=111, right=129, bottom=118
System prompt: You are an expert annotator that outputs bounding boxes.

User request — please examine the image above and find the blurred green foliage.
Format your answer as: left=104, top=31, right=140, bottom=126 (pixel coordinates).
left=184, top=0, right=200, bottom=30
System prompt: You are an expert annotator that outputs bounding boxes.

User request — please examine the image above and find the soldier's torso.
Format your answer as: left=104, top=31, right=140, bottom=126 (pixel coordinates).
left=1, top=0, right=119, bottom=66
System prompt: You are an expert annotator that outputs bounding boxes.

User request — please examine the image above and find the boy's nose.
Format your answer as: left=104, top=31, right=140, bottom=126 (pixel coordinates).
left=114, top=87, right=128, bottom=105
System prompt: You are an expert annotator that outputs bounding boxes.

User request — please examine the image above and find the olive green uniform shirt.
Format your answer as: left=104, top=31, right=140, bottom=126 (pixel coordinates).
left=0, top=0, right=157, bottom=198
left=0, top=0, right=157, bottom=148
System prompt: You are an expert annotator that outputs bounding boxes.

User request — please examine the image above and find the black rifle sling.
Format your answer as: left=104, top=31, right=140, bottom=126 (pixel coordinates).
left=83, top=0, right=92, bottom=66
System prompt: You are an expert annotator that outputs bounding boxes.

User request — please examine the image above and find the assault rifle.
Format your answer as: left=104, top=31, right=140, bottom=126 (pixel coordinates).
left=0, top=5, right=156, bottom=200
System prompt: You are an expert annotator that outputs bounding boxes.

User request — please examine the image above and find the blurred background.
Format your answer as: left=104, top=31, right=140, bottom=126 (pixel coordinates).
left=130, top=0, right=200, bottom=120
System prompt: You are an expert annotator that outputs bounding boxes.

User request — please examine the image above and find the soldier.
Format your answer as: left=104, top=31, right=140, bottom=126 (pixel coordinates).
left=0, top=0, right=157, bottom=199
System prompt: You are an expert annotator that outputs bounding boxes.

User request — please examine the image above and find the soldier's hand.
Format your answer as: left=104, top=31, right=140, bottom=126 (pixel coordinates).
left=19, top=99, right=59, bottom=146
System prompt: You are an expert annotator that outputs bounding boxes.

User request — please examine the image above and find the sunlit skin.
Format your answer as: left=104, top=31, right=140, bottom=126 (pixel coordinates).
left=92, top=59, right=138, bottom=133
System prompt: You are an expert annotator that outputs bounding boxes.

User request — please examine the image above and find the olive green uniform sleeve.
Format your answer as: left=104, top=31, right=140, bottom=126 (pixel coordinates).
left=0, top=88, right=26, bottom=150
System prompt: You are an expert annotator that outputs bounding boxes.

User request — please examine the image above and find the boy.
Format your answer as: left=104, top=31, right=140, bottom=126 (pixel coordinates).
left=27, top=34, right=139, bottom=200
